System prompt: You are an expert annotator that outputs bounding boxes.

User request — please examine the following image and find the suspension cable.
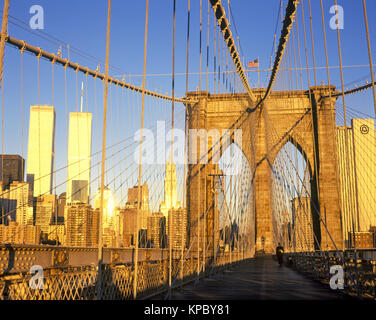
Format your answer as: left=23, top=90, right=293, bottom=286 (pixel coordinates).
left=362, top=0, right=376, bottom=117
left=133, top=0, right=149, bottom=300
left=98, top=0, right=112, bottom=301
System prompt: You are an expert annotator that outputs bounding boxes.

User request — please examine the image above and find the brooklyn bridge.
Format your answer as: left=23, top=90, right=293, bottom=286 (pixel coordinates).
left=0, top=0, right=375, bottom=300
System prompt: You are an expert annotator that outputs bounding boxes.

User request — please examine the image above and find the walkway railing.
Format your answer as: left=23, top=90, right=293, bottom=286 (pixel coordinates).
left=0, top=245, right=250, bottom=300
left=288, top=250, right=376, bottom=300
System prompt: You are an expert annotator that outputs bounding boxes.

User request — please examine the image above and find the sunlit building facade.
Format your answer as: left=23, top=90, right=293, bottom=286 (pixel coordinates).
left=147, top=212, right=166, bottom=248
left=160, top=161, right=181, bottom=221
left=126, top=184, right=150, bottom=229
left=26, top=105, right=56, bottom=198
left=168, top=208, right=186, bottom=251
left=0, top=222, right=40, bottom=245
left=48, top=224, right=65, bottom=245
left=66, top=203, right=98, bottom=247
left=9, top=181, right=33, bottom=226
left=94, top=187, right=116, bottom=231
left=336, top=119, right=376, bottom=242
left=35, top=194, right=57, bottom=234
left=66, top=112, right=92, bottom=204
left=123, top=207, right=137, bottom=247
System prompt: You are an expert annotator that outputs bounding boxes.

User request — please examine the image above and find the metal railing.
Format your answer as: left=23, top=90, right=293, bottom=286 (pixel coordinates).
left=0, top=245, right=250, bottom=300
left=288, top=250, right=376, bottom=300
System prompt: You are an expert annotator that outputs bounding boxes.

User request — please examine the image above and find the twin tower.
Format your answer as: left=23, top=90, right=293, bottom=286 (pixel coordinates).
left=26, top=105, right=92, bottom=204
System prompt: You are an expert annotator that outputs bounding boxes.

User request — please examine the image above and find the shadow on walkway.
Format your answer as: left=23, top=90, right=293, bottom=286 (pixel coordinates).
left=168, top=256, right=353, bottom=300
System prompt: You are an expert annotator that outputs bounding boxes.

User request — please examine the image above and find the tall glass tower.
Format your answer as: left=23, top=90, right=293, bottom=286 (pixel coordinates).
left=26, top=105, right=56, bottom=197
left=66, top=112, right=92, bottom=204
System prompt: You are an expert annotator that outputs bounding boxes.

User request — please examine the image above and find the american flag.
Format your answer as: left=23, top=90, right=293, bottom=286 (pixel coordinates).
left=247, top=58, right=259, bottom=69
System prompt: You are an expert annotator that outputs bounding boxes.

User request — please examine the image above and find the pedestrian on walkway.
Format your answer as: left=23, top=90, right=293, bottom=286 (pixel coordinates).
left=276, top=243, right=284, bottom=266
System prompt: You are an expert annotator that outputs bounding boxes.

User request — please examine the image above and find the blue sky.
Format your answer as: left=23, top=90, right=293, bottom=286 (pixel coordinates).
left=1, top=0, right=376, bottom=206
left=5, top=0, right=376, bottom=94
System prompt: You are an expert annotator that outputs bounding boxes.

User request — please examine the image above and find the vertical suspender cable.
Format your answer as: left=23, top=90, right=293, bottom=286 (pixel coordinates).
left=52, top=60, right=58, bottom=245
left=295, top=17, right=304, bottom=91
left=196, top=0, right=202, bottom=284
left=133, top=0, right=149, bottom=300
left=213, top=15, right=216, bottom=94
left=320, top=0, right=344, bottom=249
left=168, top=0, right=176, bottom=298
left=200, top=0, right=207, bottom=275
left=75, top=70, right=79, bottom=112
left=362, top=0, right=376, bottom=117
left=308, top=0, right=329, bottom=245
left=206, top=0, right=209, bottom=92
left=20, top=49, right=24, bottom=188
left=199, top=0, right=202, bottom=90
left=186, top=0, right=190, bottom=95
left=37, top=55, right=40, bottom=105
left=181, top=0, right=190, bottom=282
left=181, top=0, right=191, bottom=281
left=307, top=0, right=317, bottom=87
left=218, top=27, right=220, bottom=93
left=300, top=0, right=323, bottom=249
left=98, top=0, right=112, bottom=300
left=0, top=0, right=9, bottom=94
left=334, top=0, right=359, bottom=241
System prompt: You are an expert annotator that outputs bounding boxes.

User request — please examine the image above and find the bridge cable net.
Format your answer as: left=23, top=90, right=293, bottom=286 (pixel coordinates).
left=260, top=0, right=376, bottom=298
left=0, top=0, right=252, bottom=300
left=165, top=0, right=255, bottom=297
left=197, top=0, right=376, bottom=298
left=0, top=0, right=376, bottom=300
left=0, top=0, right=188, bottom=300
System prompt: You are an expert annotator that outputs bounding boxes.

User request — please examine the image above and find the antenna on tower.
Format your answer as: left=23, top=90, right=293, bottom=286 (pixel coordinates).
left=80, top=81, right=84, bottom=112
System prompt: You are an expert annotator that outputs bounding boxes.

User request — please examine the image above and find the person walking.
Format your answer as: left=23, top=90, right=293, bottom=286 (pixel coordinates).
left=276, top=243, right=284, bottom=266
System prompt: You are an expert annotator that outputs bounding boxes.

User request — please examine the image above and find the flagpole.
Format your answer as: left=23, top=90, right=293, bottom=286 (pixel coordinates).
left=257, top=56, right=260, bottom=88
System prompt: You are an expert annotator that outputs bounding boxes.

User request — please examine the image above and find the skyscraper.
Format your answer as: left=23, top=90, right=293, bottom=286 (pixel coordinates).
left=168, top=208, right=186, bottom=251
left=26, top=106, right=56, bottom=198
left=56, top=192, right=66, bottom=223
left=127, top=184, right=150, bottom=211
left=66, top=203, right=98, bottom=247
left=0, top=155, right=25, bottom=188
left=8, top=181, right=33, bottom=226
left=35, top=194, right=57, bottom=235
left=0, top=222, right=40, bottom=245
left=126, top=184, right=150, bottom=229
left=336, top=119, right=376, bottom=240
left=94, top=187, right=115, bottom=231
left=147, top=212, right=166, bottom=248
left=122, top=207, right=137, bottom=247
left=159, top=161, right=181, bottom=220
left=66, top=112, right=92, bottom=204
left=0, top=183, right=11, bottom=225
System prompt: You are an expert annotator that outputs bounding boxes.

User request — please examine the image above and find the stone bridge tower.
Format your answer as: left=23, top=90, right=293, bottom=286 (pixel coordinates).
left=185, top=86, right=343, bottom=254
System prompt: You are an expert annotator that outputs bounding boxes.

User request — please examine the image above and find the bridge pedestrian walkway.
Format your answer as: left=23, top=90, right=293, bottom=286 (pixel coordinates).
left=169, top=256, right=352, bottom=300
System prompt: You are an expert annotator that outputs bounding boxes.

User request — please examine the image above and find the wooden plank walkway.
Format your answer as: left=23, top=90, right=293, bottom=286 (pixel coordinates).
left=167, top=256, right=352, bottom=300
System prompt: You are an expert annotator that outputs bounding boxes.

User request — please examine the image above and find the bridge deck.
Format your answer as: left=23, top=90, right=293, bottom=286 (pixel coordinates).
left=168, top=256, right=352, bottom=300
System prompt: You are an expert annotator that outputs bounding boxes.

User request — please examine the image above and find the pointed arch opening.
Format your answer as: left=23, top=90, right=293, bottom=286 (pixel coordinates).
left=271, top=137, right=320, bottom=252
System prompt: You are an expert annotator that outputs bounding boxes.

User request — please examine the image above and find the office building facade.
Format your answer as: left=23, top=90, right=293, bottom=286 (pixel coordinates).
left=26, top=106, right=56, bottom=197
left=66, top=112, right=92, bottom=204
